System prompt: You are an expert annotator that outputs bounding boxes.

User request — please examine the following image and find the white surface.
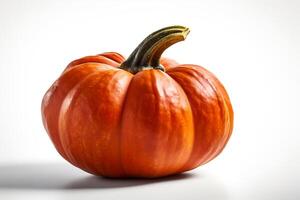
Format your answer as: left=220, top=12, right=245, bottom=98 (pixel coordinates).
left=0, top=0, right=299, bottom=199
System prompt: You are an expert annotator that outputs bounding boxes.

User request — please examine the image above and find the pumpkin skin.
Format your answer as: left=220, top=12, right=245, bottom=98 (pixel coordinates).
left=41, top=26, right=233, bottom=178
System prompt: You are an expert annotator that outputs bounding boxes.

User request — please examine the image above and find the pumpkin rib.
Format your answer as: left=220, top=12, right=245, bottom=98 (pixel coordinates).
left=120, top=70, right=194, bottom=177
left=199, top=72, right=227, bottom=162
left=184, top=65, right=233, bottom=165
left=63, top=62, right=116, bottom=74
left=183, top=66, right=227, bottom=163
left=167, top=69, right=209, bottom=169
left=59, top=68, right=133, bottom=177
left=74, top=69, right=122, bottom=175
left=167, top=65, right=231, bottom=170
left=58, top=66, right=119, bottom=173
left=201, top=73, right=233, bottom=164
left=164, top=71, right=196, bottom=173
left=149, top=70, right=194, bottom=176
left=41, top=63, right=108, bottom=160
left=100, top=52, right=125, bottom=63
left=65, top=55, right=120, bottom=72
left=203, top=94, right=232, bottom=164
left=198, top=67, right=234, bottom=147
left=58, top=70, right=106, bottom=173
left=184, top=65, right=233, bottom=164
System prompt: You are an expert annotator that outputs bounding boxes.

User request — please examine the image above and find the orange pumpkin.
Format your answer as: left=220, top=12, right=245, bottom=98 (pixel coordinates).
left=41, top=26, right=233, bottom=178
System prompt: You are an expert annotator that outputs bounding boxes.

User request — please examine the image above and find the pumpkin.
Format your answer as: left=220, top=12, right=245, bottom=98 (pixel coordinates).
left=41, top=26, right=233, bottom=178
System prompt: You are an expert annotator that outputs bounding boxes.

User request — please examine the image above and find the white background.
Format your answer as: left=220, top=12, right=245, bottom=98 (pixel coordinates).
left=0, top=0, right=299, bottom=199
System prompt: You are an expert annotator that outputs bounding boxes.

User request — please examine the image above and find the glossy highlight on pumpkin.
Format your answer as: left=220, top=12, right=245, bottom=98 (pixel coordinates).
left=41, top=26, right=234, bottom=178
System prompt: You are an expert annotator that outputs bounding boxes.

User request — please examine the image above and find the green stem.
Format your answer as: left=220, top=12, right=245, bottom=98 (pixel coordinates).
left=120, top=25, right=190, bottom=74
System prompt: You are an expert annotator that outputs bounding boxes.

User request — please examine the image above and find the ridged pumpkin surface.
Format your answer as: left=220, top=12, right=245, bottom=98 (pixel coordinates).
left=41, top=26, right=233, bottom=178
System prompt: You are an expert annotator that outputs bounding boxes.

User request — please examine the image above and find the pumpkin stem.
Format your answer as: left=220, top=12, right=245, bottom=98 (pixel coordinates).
left=120, top=25, right=190, bottom=74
